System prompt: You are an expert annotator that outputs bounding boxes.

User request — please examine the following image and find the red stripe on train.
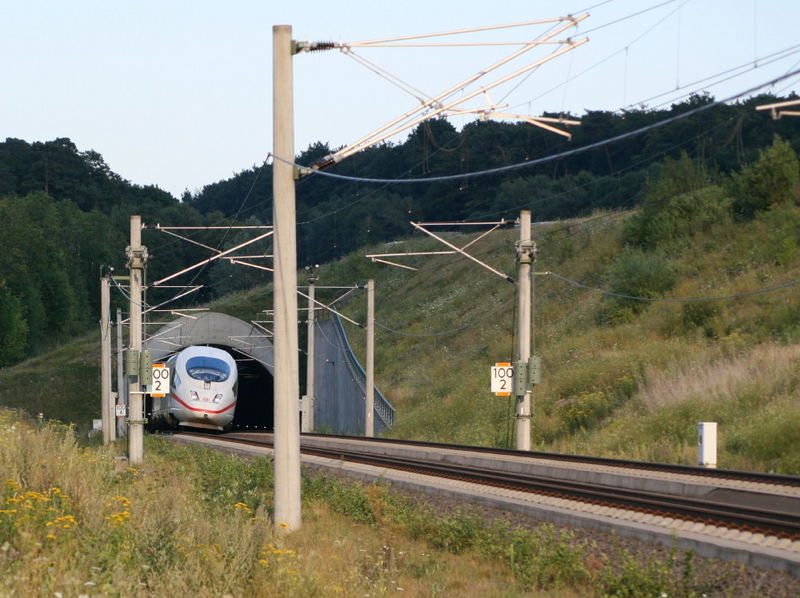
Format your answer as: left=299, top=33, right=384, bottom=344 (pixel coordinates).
left=172, top=393, right=236, bottom=414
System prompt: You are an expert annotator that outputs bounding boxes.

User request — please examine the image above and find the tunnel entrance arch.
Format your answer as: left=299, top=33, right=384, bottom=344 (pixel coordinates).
left=146, top=312, right=274, bottom=430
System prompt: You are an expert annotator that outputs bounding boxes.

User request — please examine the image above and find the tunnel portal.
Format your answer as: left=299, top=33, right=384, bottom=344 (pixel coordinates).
left=146, top=312, right=275, bottom=431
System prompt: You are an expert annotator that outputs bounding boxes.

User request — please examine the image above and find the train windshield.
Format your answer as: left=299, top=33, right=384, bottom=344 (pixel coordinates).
left=186, top=356, right=231, bottom=382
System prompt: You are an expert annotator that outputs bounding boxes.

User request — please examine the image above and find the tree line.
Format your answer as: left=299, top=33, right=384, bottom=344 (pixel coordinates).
left=187, top=93, right=800, bottom=266
left=0, top=93, right=798, bottom=366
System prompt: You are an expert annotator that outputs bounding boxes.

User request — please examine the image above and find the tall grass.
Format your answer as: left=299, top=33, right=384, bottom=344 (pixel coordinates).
left=638, top=343, right=800, bottom=410
left=1, top=408, right=741, bottom=597
left=548, top=342, right=800, bottom=471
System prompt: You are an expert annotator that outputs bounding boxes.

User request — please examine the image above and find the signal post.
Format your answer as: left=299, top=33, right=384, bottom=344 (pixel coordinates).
left=100, top=272, right=114, bottom=443
left=127, top=215, right=148, bottom=465
left=272, top=24, right=302, bottom=532
left=515, top=211, right=534, bottom=450
left=365, top=279, right=375, bottom=437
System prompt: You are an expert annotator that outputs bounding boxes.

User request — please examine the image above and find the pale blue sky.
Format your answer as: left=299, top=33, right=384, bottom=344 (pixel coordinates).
left=2, top=0, right=798, bottom=198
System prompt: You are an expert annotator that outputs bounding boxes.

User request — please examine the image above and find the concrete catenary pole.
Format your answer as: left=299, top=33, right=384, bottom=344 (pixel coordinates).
left=365, top=279, right=375, bottom=437
left=100, top=273, right=113, bottom=443
left=127, top=215, right=147, bottom=465
left=302, top=273, right=316, bottom=432
left=272, top=24, right=302, bottom=532
left=515, top=210, right=533, bottom=451
left=116, top=307, right=126, bottom=438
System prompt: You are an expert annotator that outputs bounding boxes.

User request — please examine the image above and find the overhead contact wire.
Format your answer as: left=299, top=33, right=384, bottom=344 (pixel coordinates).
left=275, top=67, right=800, bottom=186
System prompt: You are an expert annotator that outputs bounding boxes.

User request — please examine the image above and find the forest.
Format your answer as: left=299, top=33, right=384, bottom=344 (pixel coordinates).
left=0, top=92, right=798, bottom=367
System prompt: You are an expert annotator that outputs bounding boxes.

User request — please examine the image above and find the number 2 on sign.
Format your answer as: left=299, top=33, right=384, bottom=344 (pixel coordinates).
left=151, top=364, right=170, bottom=397
left=491, top=363, right=514, bottom=396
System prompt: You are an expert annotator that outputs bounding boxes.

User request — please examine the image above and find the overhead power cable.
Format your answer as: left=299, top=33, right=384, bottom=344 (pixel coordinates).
left=466, top=112, right=737, bottom=222
left=274, top=66, right=800, bottom=186
left=518, top=0, right=689, bottom=110
left=578, top=0, right=681, bottom=36
left=545, top=271, right=800, bottom=302
left=619, top=43, right=800, bottom=112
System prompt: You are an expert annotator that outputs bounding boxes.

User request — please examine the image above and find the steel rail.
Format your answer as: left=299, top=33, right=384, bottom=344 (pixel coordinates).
left=175, top=432, right=800, bottom=540
left=300, top=432, right=800, bottom=489
left=310, top=449, right=800, bottom=538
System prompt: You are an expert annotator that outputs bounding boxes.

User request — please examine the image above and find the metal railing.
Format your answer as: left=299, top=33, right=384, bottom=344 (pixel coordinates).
left=331, top=314, right=396, bottom=428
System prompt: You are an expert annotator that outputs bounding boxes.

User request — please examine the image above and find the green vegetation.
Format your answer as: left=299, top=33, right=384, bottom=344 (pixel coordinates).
left=730, top=134, right=800, bottom=219
left=0, top=138, right=267, bottom=367
left=2, top=409, right=743, bottom=597
left=3, top=134, right=800, bottom=475
left=330, top=135, right=800, bottom=473
left=2, top=94, right=799, bottom=370
left=0, top=332, right=99, bottom=429
left=2, top=108, right=800, bottom=478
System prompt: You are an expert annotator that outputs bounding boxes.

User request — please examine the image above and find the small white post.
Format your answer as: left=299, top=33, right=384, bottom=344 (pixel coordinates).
left=698, top=422, right=717, bottom=468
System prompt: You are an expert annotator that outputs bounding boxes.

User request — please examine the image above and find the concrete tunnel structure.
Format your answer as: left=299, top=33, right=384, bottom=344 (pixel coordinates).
left=145, top=312, right=275, bottom=429
left=144, top=311, right=394, bottom=434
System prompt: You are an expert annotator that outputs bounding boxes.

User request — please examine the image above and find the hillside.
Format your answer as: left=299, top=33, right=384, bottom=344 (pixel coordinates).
left=331, top=139, right=800, bottom=473
left=189, top=94, right=800, bottom=267
left=3, top=95, right=799, bottom=370
left=1, top=137, right=799, bottom=474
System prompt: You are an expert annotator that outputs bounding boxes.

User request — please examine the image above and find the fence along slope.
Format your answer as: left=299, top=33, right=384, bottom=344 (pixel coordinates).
left=313, top=314, right=395, bottom=434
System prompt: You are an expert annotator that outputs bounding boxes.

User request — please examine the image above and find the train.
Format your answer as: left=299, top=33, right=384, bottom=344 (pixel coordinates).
left=148, top=345, right=239, bottom=432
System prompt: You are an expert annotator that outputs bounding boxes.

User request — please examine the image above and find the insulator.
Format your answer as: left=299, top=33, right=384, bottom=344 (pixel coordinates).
left=309, top=41, right=336, bottom=52
left=311, top=156, right=336, bottom=171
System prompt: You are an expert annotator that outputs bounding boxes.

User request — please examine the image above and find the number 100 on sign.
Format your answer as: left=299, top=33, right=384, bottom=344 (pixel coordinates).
left=490, top=363, right=514, bottom=396
left=151, top=363, right=170, bottom=398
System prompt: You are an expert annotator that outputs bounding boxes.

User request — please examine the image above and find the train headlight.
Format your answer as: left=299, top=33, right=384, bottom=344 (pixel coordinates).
left=213, top=394, right=222, bottom=403
left=190, top=391, right=199, bottom=401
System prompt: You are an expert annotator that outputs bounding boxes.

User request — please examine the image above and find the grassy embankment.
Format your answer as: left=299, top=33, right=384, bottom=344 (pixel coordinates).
left=1, top=409, right=739, bottom=597
left=2, top=143, right=800, bottom=473
left=2, top=202, right=800, bottom=473
left=334, top=202, right=800, bottom=474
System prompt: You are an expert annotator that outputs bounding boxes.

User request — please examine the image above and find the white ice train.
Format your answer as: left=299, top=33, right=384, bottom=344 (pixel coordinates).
left=148, top=345, right=238, bottom=431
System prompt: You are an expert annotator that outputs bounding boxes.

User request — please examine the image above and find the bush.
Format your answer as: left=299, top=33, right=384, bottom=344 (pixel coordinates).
left=681, top=301, right=722, bottom=337
left=0, top=287, right=28, bottom=366
left=751, top=207, right=800, bottom=267
left=729, top=134, right=800, bottom=220
left=598, top=248, right=676, bottom=323
left=624, top=152, right=725, bottom=249
left=625, top=185, right=731, bottom=249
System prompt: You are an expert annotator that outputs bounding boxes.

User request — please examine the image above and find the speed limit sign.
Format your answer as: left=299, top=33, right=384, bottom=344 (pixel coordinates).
left=490, top=362, right=514, bottom=397
left=151, top=363, right=171, bottom=398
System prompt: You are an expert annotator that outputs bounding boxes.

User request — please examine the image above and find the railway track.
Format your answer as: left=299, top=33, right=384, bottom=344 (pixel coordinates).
left=298, top=432, right=800, bottom=489
left=175, top=431, right=800, bottom=542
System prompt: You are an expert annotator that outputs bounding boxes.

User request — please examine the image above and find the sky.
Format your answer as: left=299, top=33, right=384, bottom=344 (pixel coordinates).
left=2, top=0, right=799, bottom=199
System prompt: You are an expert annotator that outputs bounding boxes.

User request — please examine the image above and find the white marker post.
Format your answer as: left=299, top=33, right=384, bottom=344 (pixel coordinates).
left=698, top=422, right=717, bottom=468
